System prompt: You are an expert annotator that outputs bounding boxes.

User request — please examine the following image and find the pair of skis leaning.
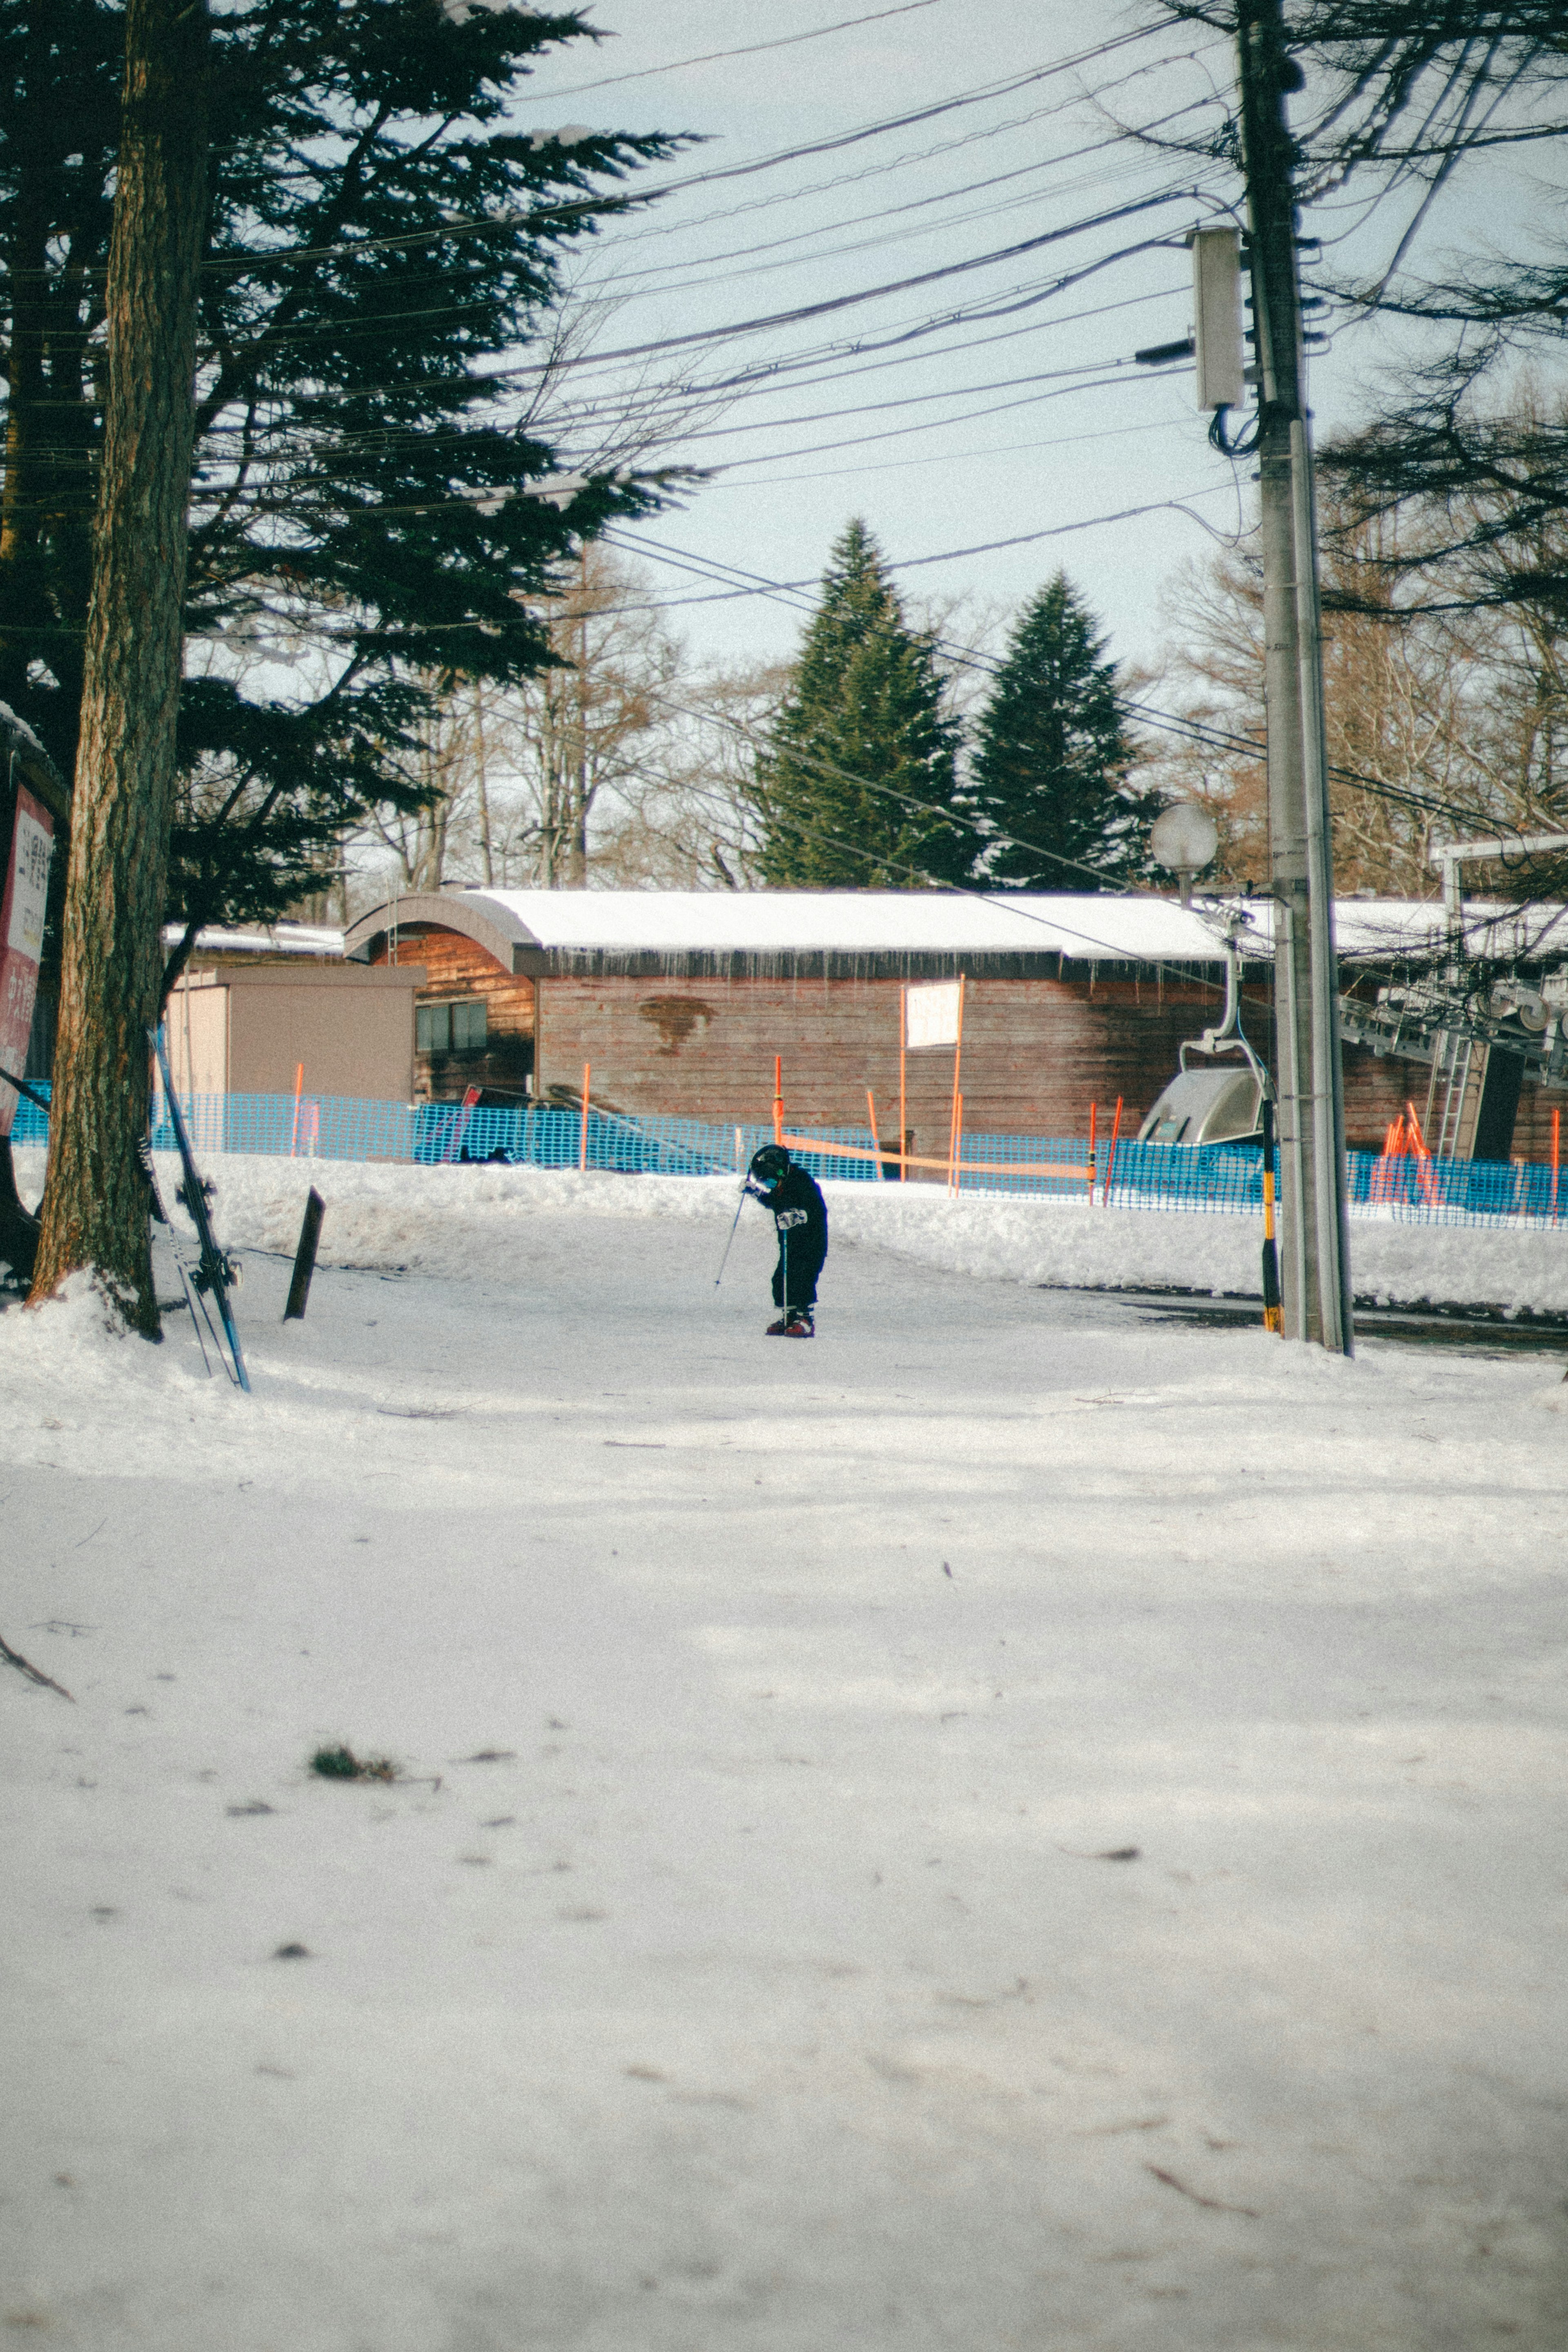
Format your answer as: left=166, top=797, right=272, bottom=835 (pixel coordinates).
left=146, top=1025, right=249, bottom=1392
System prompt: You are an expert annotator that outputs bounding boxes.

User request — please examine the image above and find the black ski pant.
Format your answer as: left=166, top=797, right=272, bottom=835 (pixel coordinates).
left=772, top=1233, right=825, bottom=1313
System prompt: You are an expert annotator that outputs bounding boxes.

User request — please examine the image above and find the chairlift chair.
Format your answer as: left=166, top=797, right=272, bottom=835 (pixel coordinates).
left=1137, top=926, right=1270, bottom=1148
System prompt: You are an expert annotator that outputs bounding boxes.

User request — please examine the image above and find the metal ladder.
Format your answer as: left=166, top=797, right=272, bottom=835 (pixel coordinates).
left=1426, top=1029, right=1474, bottom=1159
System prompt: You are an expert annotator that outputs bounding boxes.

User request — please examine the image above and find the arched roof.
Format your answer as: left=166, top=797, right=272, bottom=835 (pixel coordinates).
left=345, top=891, right=549, bottom=974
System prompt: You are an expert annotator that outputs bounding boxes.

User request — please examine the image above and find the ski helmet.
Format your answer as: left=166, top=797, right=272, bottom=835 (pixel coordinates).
left=749, top=1144, right=791, bottom=1185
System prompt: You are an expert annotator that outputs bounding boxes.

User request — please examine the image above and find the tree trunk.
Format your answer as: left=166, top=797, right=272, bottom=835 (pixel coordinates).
left=28, top=0, right=211, bottom=1335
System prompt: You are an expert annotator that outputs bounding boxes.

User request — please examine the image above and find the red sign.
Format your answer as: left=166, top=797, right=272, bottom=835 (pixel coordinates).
left=0, top=784, right=56, bottom=1139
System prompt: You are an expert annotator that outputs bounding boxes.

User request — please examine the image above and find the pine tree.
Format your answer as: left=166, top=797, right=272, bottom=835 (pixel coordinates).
left=969, top=574, right=1157, bottom=890
left=754, top=520, right=973, bottom=889
left=0, top=0, right=683, bottom=949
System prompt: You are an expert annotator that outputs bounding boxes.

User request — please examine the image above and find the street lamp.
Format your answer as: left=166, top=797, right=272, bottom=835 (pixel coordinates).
left=1150, top=802, right=1219, bottom=907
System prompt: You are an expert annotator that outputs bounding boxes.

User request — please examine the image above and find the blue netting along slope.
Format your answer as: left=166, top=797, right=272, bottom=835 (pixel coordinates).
left=1346, top=1148, right=1568, bottom=1227
left=1099, top=1138, right=1267, bottom=1215
left=8, top=1084, right=50, bottom=1146
left=13, top=1085, right=1568, bottom=1229
left=130, top=1093, right=884, bottom=1184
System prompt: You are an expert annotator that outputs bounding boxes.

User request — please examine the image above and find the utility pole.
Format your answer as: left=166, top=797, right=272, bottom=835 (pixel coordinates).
left=1234, top=0, right=1352, bottom=1353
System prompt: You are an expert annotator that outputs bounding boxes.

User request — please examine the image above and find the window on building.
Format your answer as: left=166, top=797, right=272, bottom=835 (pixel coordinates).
left=451, top=998, right=488, bottom=1051
left=417, top=999, right=487, bottom=1054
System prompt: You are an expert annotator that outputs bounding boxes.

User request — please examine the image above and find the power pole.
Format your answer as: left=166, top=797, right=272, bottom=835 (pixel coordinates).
left=1234, top=0, right=1352, bottom=1353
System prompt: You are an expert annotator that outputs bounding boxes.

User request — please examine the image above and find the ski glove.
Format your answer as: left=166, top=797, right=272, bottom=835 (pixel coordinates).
left=774, top=1206, right=809, bottom=1231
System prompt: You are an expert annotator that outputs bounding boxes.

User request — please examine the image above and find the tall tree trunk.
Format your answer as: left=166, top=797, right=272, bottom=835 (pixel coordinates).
left=28, top=0, right=211, bottom=1334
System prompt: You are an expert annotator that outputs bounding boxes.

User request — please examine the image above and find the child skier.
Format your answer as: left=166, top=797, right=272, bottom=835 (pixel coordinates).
left=744, top=1144, right=828, bottom=1337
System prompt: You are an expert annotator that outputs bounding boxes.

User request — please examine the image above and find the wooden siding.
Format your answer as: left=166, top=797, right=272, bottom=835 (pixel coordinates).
left=370, top=925, right=535, bottom=1101
left=534, top=969, right=1249, bottom=1155
left=374, top=922, right=1568, bottom=1162
left=1340, top=1037, right=1562, bottom=1162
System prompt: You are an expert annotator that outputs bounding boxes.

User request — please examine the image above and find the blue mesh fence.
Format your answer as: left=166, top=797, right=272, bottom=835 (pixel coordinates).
left=10, top=1083, right=1568, bottom=1228
left=9, top=1085, right=50, bottom=1147
left=953, top=1132, right=1095, bottom=1198
left=1099, top=1137, right=1267, bottom=1216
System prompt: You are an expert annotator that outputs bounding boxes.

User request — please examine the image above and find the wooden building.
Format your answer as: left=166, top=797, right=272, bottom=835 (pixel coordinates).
left=343, top=887, right=1568, bottom=1163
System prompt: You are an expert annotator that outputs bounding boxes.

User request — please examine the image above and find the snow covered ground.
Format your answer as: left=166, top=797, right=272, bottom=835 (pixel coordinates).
left=4, top=1158, right=1568, bottom=2348
left=18, top=1142, right=1568, bottom=1313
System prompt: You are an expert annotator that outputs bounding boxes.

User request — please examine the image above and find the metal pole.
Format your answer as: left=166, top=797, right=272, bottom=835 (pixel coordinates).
left=1292, top=419, right=1353, bottom=1352
left=1236, top=0, right=1351, bottom=1352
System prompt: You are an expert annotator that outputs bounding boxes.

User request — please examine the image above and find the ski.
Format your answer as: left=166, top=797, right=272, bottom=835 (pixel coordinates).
left=149, top=1026, right=250, bottom=1392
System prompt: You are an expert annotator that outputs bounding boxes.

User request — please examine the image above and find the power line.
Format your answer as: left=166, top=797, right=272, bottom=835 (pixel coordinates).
left=699, top=410, right=1194, bottom=493
left=600, top=529, right=1536, bottom=854
left=176, top=187, right=1202, bottom=385
left=178, top=27, right=1173, bottom=281
left=557, top=42, right=1228, bottom=263
left=505, top=0, right=945, bottom=103
left=562, top=98, right=1220, bottom=298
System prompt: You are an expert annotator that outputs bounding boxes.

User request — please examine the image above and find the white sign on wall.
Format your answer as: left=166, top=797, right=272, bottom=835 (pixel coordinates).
left=904, top=979, right=962, bottom=1050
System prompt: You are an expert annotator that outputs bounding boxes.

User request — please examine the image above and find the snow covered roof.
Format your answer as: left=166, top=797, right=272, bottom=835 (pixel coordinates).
left=166, top=921, right=345, bottom=960
left=1236, top=898, right=1568, bottom=965
left=314, top=888, right=1568, bottom=977
left=346, top=887, right=1235, bottom=968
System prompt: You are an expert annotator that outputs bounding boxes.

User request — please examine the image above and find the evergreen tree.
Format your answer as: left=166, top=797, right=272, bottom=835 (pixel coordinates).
left=969, top=574, right=1158, bottom=889
left=754, top=520, right=973, bottom=889
left=0, top=0, right=683, bottom=953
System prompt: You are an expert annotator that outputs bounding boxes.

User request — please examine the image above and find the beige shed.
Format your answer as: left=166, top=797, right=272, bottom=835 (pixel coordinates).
left=165, top=963, right=425, bottom=1102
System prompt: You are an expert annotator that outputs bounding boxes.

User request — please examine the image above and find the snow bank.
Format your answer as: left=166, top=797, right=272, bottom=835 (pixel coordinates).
left=12, top=1146, right=1568, bottom=1311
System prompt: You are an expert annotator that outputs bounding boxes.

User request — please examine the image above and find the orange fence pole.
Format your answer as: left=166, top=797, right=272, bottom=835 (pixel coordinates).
left=866, top=1086, right=883, bottom=1179
left=950, top=973, right=965, bottom=1169
left=1404, top=1100, right=1437, bottom=1204
left=289, top=1061, right=305, bottom=1157
left=773, top=1054, right=784, bottom=1145
left=579, top=1061, right=590, bottom=1170
left=1102, top=1095, right=1123, bottom=1206
left=1086, top=1100, right=1098, bottom=1200
left=1554, top=1107, right=1561, bottom=1217
left=949, top=1092, right=964, bottom=1195
left=898, top=988, right=908, bottom=1182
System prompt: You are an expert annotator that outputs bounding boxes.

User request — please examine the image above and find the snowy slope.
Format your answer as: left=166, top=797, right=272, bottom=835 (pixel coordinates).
left=3, top=1177, right=1567, bottom=2349
left=17, top=1145, right=1568, bottom=1314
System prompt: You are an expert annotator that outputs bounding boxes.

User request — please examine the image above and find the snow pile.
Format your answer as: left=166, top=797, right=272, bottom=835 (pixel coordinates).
left=12, top=1145, right=1568, bottom=1310
left=156, top=1152, right=1568, bottom=1313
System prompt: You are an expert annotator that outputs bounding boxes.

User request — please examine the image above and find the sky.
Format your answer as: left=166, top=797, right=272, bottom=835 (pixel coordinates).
left=496, top=0, right=1565, bottom=685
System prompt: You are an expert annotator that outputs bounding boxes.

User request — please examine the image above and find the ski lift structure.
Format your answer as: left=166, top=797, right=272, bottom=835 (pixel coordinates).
left=1337, top=832, right=1568, bottom=1161
left=1136, top=804, right=1271, bottom=1150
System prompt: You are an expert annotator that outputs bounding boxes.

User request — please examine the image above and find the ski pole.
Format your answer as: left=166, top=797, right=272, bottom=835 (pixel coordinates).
left=713, top=1188, right=746, bottom=1287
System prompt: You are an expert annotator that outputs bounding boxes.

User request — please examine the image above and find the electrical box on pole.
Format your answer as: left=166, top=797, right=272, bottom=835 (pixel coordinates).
left=1191, top=227, right=1244, bottom=412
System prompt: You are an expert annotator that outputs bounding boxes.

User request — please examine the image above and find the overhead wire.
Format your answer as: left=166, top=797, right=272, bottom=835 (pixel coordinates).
left=169, top=25, right=1178, bottom=283
left=599, top=528, right=1531, bottom=851
left=502, top=0, right=946, bottom=102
